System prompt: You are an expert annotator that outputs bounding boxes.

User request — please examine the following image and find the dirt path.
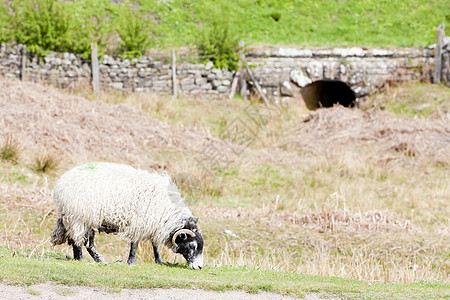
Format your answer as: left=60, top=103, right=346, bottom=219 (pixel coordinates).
left=0, top=282, right=320, bottom=299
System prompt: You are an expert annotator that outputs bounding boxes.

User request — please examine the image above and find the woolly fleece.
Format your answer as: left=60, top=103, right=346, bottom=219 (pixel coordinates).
left=52, top=162, right=194, bottom=248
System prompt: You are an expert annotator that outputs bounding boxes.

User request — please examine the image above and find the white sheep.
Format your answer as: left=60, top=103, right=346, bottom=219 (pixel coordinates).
left=50, top=162, right=204, bottom=269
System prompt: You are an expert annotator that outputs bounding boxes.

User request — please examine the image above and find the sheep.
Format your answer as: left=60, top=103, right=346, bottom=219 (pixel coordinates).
left=50, top=162, right=204, bottom=269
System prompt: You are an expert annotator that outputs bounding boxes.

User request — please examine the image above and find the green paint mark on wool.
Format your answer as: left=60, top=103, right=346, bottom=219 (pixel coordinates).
left=84, top=163, right=98, bottom=171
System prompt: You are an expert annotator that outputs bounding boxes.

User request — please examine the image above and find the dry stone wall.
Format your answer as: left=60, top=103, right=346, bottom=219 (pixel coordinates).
left=246, top=46, right=439, bottom=103
left=0, top=43, right=447, bottom=102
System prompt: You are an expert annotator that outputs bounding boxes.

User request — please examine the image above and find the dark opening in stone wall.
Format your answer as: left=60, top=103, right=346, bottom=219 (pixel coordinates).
left=301, top=80, right=356, bottom=110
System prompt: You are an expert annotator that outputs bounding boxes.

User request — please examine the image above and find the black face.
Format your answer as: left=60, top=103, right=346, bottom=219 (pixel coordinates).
left=171, top=218, right=204, bottom=269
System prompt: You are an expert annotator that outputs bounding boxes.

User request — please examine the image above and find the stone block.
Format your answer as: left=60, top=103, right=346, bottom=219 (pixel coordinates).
left=110, top=82, right=123, bottom=89
left=280, top=81, right=293, bottom=97
left=200, top=83, right=212, bottom=90
left=290, top=69, right=312, bottom=87
left=217, top=85, right=229, bottom=93
left=180, top=77, right=195, bottom=85
left=212, top=79, right=221, bottom=88
left=211, top=68, right=222, bottom=76
left=205, top=61, right=214, bottom=70
left=195, top=77, right=207, bottom=85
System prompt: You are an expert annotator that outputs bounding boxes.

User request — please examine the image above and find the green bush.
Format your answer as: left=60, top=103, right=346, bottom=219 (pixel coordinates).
left=196, top=20, right=243, bottom=71
left=0, top=1, right=12, bottom=43
left=69, top=0, right=116, bottom=57
left=8, top=0, right=72, bottom=55
left=116, top=2, right=153, bottom=58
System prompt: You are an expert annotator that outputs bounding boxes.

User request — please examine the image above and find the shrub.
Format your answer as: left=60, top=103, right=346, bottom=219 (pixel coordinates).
left=0, top=1, right=12, bottom=43
left=196, top=19, right=243, bottom=71
left=8, top=0, right=72, bottom=55
left=69, top=0, right=116, bottom=57
left=0, top=134, right=21, bottom=163
left=116, top=2, right=153, bottom=58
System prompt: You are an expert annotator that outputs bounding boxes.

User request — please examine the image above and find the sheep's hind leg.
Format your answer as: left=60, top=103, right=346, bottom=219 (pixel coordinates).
left=127, top=241, right=138, bottom=265
left=85, top=229, right=106, bottom=263
left=153, top=244, right=163, bottom=265
left=68, top=238, right=83, bottom=261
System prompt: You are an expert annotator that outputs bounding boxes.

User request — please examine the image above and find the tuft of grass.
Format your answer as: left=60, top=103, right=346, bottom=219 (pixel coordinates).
left=104, top=286, right=122, bottom=294
left=0, top=134, right=21, bottom=163
left=33, top=152, right=61, bottom=174
left=54, top=287, right=75, bottom=296
left=26, top=287, right=41, bottom=296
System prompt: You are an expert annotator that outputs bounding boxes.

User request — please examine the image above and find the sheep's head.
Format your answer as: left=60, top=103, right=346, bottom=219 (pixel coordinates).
left=171, top=217, right=204, bottom=270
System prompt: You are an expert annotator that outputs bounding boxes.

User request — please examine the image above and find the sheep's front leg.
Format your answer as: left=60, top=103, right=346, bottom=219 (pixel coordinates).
left=85, top=229, right=106, bottom=263
left=153, top=244, right=163, bottom=265
left=69, top=238, right=83, bottom=261
left=127, top=241, right=138, bottom=265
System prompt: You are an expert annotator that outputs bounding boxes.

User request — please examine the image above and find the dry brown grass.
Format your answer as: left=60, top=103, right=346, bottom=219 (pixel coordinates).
left=0, top=78, right=448, bottom=283
left=277, top=106, right=449, bottom=168
left=33, top=152, right=61, bottom=174
left=365, top=82, right=450, bottom=120
left=0, top=79, right=224, bottom=169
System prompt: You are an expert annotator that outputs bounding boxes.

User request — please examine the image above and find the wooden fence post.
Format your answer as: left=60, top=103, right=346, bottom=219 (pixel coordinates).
left=229, top=41, right=246, bottom=99
left=238, top=41, right=247, bottom=100
left=91, top=43, right=100, bottom=93
left=228, top=70, right=239, bottom=99
left=21, top=45, right=26, bottom=81
left=434, top=24, right=445, bottom=84
left=172, top=49, right=178, bottom=98
left=246, top=66, right=270, bottom=107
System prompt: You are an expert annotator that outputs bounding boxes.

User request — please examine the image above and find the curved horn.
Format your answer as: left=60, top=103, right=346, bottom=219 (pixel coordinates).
left=172, top=229, right=196, bottom=247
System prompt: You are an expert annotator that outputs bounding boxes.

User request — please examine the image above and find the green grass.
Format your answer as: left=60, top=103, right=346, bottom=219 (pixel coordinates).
left=54, top=286, right=76, bottom=296
left=366, top=83, right=450, bottom=119
left=145, top=0, right=450, bottom=48
left=0, top=247, right=449, bottom=299
left=1, top=0, right=449, bottom=56
left=25, top=287, right=42, bottom=296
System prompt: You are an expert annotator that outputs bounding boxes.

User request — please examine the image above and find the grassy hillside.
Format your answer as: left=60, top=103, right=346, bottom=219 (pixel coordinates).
left=1, top=79, right=449, bottom=289
left=146, top=0, right=450, bottom=48
left=0, top=0, right=448, bottom=56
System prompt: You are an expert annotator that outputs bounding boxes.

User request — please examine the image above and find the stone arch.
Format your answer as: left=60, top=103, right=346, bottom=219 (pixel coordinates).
left=300, top=79, right=356, bottom=110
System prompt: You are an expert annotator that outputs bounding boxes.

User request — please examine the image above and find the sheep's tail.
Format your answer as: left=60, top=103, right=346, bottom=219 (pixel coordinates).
left=50, top=218, right=68, bottom=246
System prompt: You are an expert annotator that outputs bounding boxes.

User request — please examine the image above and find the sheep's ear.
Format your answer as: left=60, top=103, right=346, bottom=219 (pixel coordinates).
left=194, top=217, right=199, bottom=224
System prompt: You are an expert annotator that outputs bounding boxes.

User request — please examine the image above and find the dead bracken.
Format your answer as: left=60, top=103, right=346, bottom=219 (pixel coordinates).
left=0, top=79, right=222, bottom=167
left=279, top=106, right=450, bottom=167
